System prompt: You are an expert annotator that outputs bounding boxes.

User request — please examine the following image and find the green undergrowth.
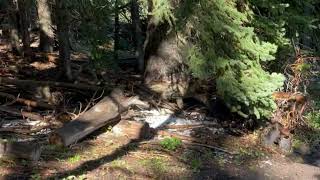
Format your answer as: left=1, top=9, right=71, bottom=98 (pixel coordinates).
left=160, top=137, right=182, bottom=151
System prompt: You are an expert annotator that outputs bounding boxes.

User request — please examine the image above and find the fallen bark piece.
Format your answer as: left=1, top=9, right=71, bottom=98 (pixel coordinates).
left=112, top=120, right=150, bottom=140
left=0, top=77, right=101, bottom=91
left=0, top=92, right=54, bottom=109
left=0, top=106, right=45, bottom=121
left=0, top=141, right=41, bottom=161
left=49, top=89, right=149, bottom=146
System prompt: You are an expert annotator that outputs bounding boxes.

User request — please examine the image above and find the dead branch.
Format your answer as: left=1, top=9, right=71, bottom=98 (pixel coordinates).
left=0, top=77, right=103, bottom=91
left=0, top=106, right=46, bottom=121
left=0, top=92, right=54, bottom=109
left=158, top=122, right=218, bottom=130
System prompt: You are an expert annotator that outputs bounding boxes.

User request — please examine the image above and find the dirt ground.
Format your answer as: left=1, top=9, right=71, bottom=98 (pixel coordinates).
left=0, top=130, right=319, bottom=180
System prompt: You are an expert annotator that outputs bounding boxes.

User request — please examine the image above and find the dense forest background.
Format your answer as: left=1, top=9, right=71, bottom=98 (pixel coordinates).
left=2, top=0, right=319, bottom=118
left=0, top=0, right=320, bottom=179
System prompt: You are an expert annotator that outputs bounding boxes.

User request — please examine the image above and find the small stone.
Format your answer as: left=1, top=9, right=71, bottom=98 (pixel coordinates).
left=279, top=136, right=292, bottom=152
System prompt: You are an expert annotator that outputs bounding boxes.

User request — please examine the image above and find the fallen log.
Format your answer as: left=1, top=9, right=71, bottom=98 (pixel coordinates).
left=0, top=141, right=41, bottom=161
left=0, top=77, right=101, bottom=91
left=49, top=89, right=149, bottom=146
left=0, top=92, right=54, bottom=109
left=0, top=106, right=45, bottom=121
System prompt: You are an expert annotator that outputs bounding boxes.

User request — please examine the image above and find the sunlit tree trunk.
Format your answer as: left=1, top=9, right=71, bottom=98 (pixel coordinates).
left=17, top=0, right=31, bottom=56
left=56, top=0, right=72, bottom=80
left=143, top=4, right=189, bottom=101
left=37, top=0, right=54, bottom=53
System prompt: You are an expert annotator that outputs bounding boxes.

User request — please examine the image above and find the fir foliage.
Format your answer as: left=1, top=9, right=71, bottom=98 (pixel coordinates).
left=151, top=0, right=286, bottom=119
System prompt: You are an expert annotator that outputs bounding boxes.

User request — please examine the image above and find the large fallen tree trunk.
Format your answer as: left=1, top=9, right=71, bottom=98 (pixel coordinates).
left=0, top=141, right=41, bottom=161
left=0, top=77, right=101, bottom=91
left=49, top=89, right=149, bottom=146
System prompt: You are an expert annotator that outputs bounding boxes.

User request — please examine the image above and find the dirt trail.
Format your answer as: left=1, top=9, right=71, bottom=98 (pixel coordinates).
left=252, top=156, right=320, bottom=180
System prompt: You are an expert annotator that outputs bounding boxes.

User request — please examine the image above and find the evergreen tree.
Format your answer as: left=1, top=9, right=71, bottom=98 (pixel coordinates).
left=146, top=0, right=286, bottom=119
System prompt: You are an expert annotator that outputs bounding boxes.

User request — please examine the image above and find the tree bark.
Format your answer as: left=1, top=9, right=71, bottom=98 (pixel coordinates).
left=56, top=0, right=72, bottom=80
left=130, top=0, right=144, bottom=72
left=7, top=0, right=22, bottom=54
left=17, top=0, right=31, bottom=56
left=114, top=0, right=120, bottom=61
left=143, top=20, right=189, bottom=100
left=37, top=0, right=54, bottom=53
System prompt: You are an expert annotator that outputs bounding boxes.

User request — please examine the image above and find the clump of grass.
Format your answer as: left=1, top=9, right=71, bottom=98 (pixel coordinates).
left=30, top=173, right=41, bottom=180
left=140, top=157, right=168, bottom=177
left=110, top=159, right=133, bottom=173
left=62, top=175, right=86, bottom=180
left=190, top=159, right=202, bottom=172
left=67, top=154, right=81, bottom=163
left=160, top=137, right=182, bottom=151
left=181, top=150, right=203, bottom=172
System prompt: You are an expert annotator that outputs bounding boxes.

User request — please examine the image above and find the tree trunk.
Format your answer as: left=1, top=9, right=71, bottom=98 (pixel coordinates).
left=37, top=0, right=54, bottom=53
left=17, top=0, right=31, bottom=56
left=143, top=17, right=189, bottom=100
left=130, top=0, right=144, bottom=72
left=56, top=0, right=72, bottom=80
left=7, top=0, right=22, bottom=54
left=114, top=0, right=120, bottom=61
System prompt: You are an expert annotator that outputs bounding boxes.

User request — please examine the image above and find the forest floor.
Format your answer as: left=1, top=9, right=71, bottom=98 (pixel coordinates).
left=1, top=130, right=320, bottom=180
left=0, top=41, right=320, bottom=180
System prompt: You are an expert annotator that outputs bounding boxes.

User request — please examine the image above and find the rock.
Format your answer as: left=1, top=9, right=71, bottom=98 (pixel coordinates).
left=279, top=136, right=292, bottom=152
left=262, top=126, right=280, bottom=146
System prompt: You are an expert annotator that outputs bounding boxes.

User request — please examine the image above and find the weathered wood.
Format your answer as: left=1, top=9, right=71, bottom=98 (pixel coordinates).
left=0, top=92, right=54, bottom=109
left=49, top=89, right=149, bottom=146
left=0, top=106, right=45, bottom=121
left=0, top=141, right=41, bottom=161
left=112, top=120, right=150, bottom=140
left=0, top=77, right=101, bottom=91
